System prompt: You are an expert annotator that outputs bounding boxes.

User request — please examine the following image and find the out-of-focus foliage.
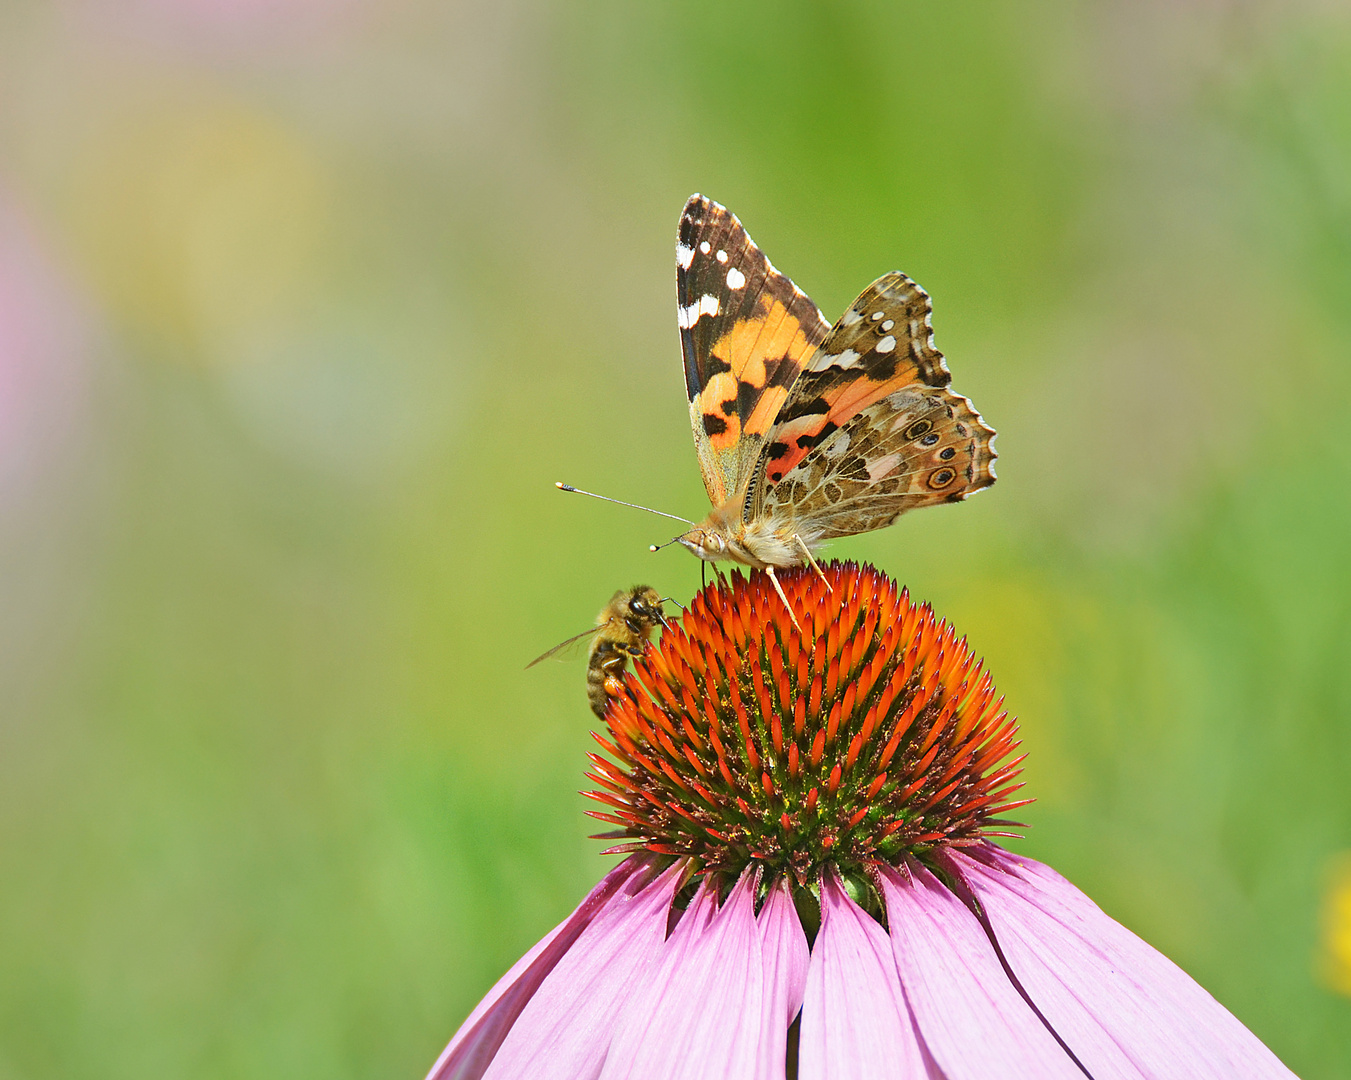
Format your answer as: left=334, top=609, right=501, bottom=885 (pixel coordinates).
left=1, top=2, right=1348, bottom=1077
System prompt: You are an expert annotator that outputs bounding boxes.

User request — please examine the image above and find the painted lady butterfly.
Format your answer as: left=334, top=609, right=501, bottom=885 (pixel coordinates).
left=672, top=194, right=996, bottom=593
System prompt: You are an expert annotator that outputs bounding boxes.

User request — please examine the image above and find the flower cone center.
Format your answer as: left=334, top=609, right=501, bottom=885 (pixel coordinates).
left=585, top=563, right=1029, bottom=889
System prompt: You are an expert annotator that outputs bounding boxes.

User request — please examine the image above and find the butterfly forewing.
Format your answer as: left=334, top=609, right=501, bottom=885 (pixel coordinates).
left=678, top=195, right=830, bottom=506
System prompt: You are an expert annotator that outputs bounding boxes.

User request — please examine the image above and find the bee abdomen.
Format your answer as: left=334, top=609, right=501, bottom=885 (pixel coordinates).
left=586, top=641, right=635, bottom=718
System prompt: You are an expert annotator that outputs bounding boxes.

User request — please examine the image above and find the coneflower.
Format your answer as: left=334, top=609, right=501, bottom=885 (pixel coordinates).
left=426, top=563, right=1297, bottom=1079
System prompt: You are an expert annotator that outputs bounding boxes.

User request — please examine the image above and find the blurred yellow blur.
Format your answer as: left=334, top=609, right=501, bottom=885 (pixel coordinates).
left=66, top=95, right=332, bottom=360
left=1320, top=853, right=1351, bottom=997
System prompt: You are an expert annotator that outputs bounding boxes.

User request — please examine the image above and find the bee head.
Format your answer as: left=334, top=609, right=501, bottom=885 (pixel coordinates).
left=627, top=586, right=668, bottom=631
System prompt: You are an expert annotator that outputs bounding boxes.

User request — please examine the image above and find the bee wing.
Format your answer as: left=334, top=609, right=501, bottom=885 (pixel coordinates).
left=525, top=626, right=603, bottom=669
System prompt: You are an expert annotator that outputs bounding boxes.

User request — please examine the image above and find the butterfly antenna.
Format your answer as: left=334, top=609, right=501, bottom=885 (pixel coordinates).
left=556, top=483, right=693, bottom=526
left=650, top=534, right=687, bottom=553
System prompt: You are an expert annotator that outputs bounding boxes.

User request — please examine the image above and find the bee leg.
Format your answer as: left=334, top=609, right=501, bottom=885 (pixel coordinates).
left=765, top=566, right=803, bottom=634
left=793, top=535, right=832, bottom=593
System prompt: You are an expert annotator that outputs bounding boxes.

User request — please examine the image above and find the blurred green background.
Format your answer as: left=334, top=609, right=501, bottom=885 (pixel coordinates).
left=2, top=1, right=1349, bottom=1076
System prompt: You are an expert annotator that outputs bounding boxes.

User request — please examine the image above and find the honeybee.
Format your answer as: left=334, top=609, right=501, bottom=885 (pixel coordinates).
left=526, top=587, right=669, bottom=718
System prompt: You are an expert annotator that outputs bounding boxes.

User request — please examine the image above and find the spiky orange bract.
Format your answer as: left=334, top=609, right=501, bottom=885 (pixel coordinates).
left=583, top=562, right=1030, bottom=886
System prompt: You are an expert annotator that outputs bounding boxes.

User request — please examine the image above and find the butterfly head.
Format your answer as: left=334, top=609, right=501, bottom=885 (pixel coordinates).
left=658, top=508, right=787, bottom=569
left=674, top=526, right=728, bottom=563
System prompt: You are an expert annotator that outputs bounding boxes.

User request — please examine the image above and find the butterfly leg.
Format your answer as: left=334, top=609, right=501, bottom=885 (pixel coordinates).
left=793, top=535, right=832, bottom=593
left=765, top=566, right=804, bottom=633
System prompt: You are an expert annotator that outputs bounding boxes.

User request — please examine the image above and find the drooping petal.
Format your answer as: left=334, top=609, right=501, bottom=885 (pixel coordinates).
left=799, top=871, right=933, bottom=1077
left=756, top=876, right=810, bottom=1075
left=426, top=856, right=655, bottom=1080
left=878, top=861, right=1085, bottom=1079
left=475, top=860, right=685, bottom=1080
left=601, top=870, right=807, bottom=1080
left=948, top=845, right=1300, bottom=1080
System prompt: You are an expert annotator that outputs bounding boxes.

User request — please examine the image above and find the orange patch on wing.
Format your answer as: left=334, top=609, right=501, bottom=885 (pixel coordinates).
left=820, top=369, right=920, bottom=430
left=764, top=414, right=832, bottom=482
left=744, top=385, right=791, bottom=441
left=698, top=371, right=744, bottom=452
left=709, top=299, right=814, bottom=439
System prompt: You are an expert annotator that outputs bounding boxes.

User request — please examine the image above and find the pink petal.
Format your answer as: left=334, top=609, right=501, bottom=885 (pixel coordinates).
left=756, top=876, right=810, bottom=1069
left=878, top=861, right=1084, bottom=1079
left=799, top=871, right=933, bottom=1077
left=600, top=870, right=808, bottom=1080
left=473, top=859, right=685, bottom=1080
left=948, top=845, right=1299, bottom=1080
left=426, top=856, right=654, bottom=1080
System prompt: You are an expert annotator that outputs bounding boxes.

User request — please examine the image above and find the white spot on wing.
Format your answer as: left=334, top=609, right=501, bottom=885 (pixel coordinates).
left=808, top=347, right=859, bottom=372
left=885, top=390, right=917, bottom=411
left=881, top=319, right=894, bottom=331
left=677, top=294, right=721, bottom=329
left=876, top=335, right=897, bottom=354
left=699, top=241, right=711, bottom=254
left=676, top=243, right=694, bottom=270
left=866, top=454, right=902, bottom=481
left=716, top=249, right=728, bottom=264
left=870, top=311, right=885, bottom=321
left=841, top=308, right=863, bottom=327
left=823, top=432, right=851, bottom=458
left=726, top=267, right=746, bottom=289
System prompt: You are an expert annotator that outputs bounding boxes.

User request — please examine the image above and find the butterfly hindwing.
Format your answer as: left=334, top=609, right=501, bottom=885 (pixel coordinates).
left=678, top=195, right=830, bottom=506
left=757, top=272, right=953, bottom=488
left=758, top=386, right=996, bottom=540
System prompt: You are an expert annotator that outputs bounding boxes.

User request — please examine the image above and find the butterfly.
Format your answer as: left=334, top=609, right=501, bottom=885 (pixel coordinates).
left=669, top=194, right=996, bottom=601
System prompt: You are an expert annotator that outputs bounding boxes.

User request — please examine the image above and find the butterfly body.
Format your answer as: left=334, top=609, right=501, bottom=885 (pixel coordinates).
left=678, top=502, right=799, bottom=569
left=673, top=194, right=996, bottom=575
